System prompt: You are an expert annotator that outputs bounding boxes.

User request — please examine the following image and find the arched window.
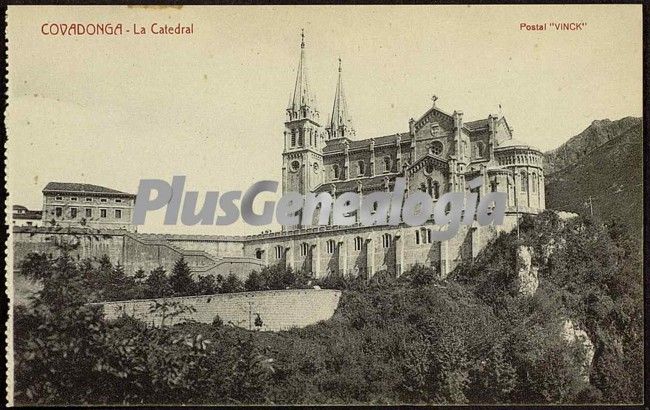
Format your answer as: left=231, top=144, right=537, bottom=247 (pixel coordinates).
left=383, top=156, right=392, bottom=173
left=274, top=245, right=283, bottom=259
left=290, top=130, right=296, bottom=147
left=419, top=182, right=427, bottom=192
left=358, top=160, right=365, bottom=176
left=255, top=249, right=263, bottom=259
left=354, top=237, right=363, bottom=251
left=432, top=181, right=440, bottom=199
left=326, top=239, right=336, bottom=254
left=300, top=242, right=309, bottom=257
left=415, top=228, right=432, bottom=244
left=298, top=129, right=304, bottom=146
left=532, top=173, right=537, bottom=192
left=520, top=171, right=528, bottom=192
left=476, top=141, right=485, bottom=157
left=382, top=233, right=392, bottom=248
left=332, top=164, right=340, bottom=179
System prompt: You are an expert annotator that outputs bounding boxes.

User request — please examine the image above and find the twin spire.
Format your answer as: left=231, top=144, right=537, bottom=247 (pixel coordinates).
left=287, top=30, right=355, bottom=140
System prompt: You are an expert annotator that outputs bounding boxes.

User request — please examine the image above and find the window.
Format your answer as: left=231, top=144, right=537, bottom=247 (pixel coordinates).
left=475, top=141, right=485, bottom=157
left=432, top=181, right=440, bottom=199
left=70, top=207, right=77, bottom=218
left=326, top=239, right=336, bottom=254
left=100, top=209, right=107, bottom=218
left=275, top=245, right=283, bottom=259
left=85, top=197, right=92, bottom=202
left=430, top=141, right=443, bottom=156
left=357, top=160, right=365, bottom=176
left=291, top=130, right=296, bottom=147
left=382, top=233, right=392, bottom=248
left=300, top=242, right=309, bottom=257
left=255, top=249, right=263, bottom=259
left=85, top=208, right=92, bottom=218
left=298, top=129, right=304, bottom=146
left=100, top=198, right=108, bottom=203
left=532, top=173, right=537, bottom=193
left=115, top=198, right=122, bottom=203
left=419, top=182, right=427, bottom=192
left=332, top=164, right=340, bottom=179
left=417, top=228, right=432, bottom=244
left=70, top=197, right=78, bottom=202
left=354, top=237, right=363, bottom=251
left=520, top=171, right=528, bottom=192
left=55, top=207, right=62, bottom=217
left=291, top=160, right=300, bottom=172
left=55, top=196, right=62, bottom=201
left=115, top=209, right=122, bottom=219
left=383, top=156, right=392, bottom=173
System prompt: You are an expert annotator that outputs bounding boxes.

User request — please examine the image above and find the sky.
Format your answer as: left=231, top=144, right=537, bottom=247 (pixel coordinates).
left=6, top=5, right=643, bottom=235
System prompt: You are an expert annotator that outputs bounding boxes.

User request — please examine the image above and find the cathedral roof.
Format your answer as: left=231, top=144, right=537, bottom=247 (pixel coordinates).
left=314, top=174, right=395, bottom=194
left=464, top=118, right=490, bottom=130
left=322, top=132, right=412, bottom=154
left=494, top=137, right=541, bottom=152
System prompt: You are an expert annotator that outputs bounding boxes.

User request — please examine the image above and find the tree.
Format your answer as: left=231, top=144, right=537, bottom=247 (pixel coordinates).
left=227, top=336, right=274, bottom=404
left=221, top=274, right=244, bottom=294
left=245, top=270, right=264, bottom=291
left=169, top=257, right=196, bottom=297
left=145, top=267, right=172, bottom=298
left=196, top=274, right=217, bottom=295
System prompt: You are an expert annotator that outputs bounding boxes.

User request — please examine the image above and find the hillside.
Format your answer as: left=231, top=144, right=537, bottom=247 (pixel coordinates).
left=543, top=117, right=643, bottom=239
left=13, top=211, right=643, bottom=404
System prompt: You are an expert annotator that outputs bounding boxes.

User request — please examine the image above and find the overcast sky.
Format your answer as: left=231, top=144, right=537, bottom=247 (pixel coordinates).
left=6, top=5, right=642, bottom=235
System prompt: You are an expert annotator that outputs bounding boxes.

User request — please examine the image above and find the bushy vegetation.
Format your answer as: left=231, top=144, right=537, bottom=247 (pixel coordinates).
left=13, top=211, right=642, bottom=404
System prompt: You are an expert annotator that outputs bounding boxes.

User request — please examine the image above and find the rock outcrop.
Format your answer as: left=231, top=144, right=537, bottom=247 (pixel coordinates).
left=514, top=246, right=539, bottom=297
left=560, top=319, right=595, bottom=383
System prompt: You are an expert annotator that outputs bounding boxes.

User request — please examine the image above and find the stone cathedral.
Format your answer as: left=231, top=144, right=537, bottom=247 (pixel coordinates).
left=281, top=32, right=545, bottom=228
left=14, top=32, right=546, bottom=282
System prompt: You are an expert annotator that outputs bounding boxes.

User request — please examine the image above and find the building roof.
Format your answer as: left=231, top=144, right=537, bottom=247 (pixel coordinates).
left=13, top=210, right=42, bottom=220
left=43, top=182, right=135, bottom=197
left=323, top=132, right=412, bottom=154
left=495, top=137, right=531, bottom=149
left=464, top=118, right=490, bottom=130
left=314, top=174, right=395, bottom=193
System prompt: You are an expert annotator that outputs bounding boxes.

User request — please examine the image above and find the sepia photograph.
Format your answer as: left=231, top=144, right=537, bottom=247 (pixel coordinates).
left=4, top=4, right=644, bottom=406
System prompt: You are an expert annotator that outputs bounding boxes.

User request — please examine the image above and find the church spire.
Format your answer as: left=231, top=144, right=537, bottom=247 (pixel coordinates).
left=327, top=58, right=355, bottom=140
left=287, top=29, right=319, bottom=122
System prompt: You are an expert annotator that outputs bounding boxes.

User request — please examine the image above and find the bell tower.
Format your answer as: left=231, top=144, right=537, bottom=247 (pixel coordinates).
left=282, top=30, right=325, bottom=197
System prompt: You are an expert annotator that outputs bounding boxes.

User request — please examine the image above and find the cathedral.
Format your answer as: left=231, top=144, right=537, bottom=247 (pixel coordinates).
left=282, top=32, right=545, bottom=226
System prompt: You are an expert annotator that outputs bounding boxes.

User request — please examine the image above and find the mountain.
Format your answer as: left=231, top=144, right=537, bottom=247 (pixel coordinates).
left=543, top=117, right=643, bottom=239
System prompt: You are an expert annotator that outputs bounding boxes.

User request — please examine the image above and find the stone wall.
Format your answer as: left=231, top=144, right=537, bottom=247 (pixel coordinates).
left=12, top=214, right=519, bottom=286
left=95, top=289, right=342, bottom=332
